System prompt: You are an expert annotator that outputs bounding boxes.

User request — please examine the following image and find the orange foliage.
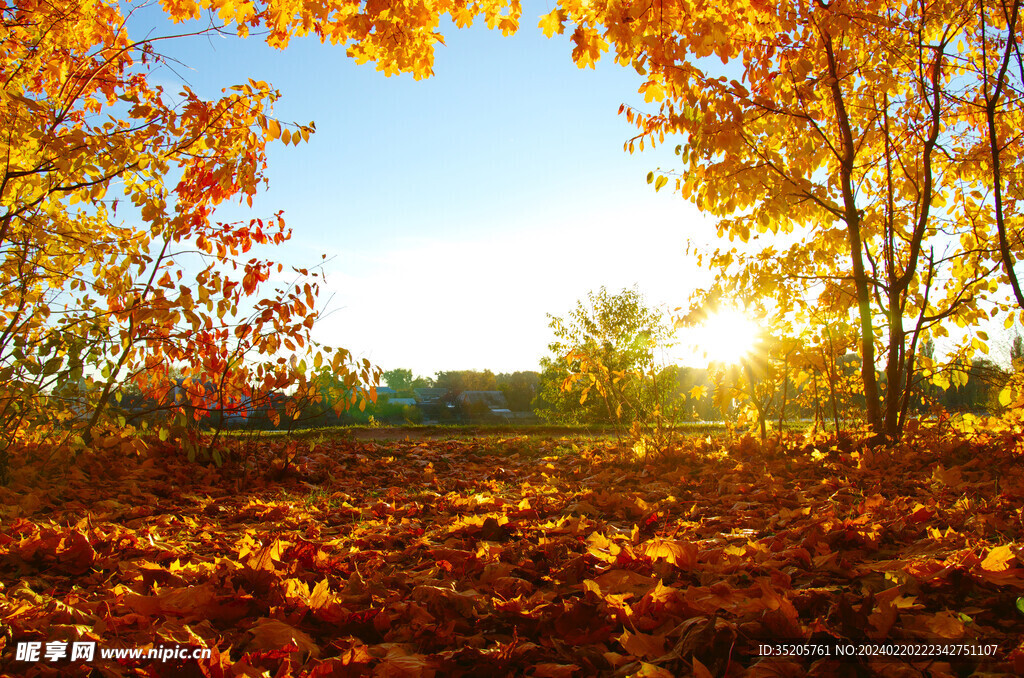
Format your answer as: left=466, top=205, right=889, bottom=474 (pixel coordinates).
left=1, top=431, right=1023, bottom=675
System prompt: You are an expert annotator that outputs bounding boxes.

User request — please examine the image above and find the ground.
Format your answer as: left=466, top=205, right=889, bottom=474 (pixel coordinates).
left=1, top=428, right=1024, bottom=677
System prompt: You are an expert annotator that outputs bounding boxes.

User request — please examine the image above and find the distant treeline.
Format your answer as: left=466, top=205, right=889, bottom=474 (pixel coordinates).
left=106, top=354, right=1008, bottom=432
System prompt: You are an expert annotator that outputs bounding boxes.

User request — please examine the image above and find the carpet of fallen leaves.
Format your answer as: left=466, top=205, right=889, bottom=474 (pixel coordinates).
left=2, top=429, right=1024, bottom=677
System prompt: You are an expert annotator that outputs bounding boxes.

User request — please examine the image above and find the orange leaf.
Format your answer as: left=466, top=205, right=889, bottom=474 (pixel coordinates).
left=246, top=618, right=321, bottom=658
left=619, top=629, right=667, bottom=659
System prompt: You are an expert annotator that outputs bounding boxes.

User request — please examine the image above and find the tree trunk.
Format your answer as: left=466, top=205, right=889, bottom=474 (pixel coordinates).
left=823, top=30, right=883, bottom=432
left=982, top=0, right=1024, bottom=310
left=884, top=291, right=905, bottom=440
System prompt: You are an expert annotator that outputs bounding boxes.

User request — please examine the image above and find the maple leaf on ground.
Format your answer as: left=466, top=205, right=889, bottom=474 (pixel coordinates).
left=980, top=544, right=1017, bottom=572
left=2, top=431, right=1024, bottom=676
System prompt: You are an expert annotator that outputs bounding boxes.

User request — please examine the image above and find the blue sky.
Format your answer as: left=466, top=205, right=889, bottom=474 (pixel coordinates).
left=141, top=5, right=716, bottom=378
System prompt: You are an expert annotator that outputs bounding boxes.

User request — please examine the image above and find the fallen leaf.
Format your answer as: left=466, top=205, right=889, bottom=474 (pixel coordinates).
left=619, top=629, right=667, bottom=659
left=980, top=544, right=1016, bottom=572
left=246, top=618, right=321, bottom=659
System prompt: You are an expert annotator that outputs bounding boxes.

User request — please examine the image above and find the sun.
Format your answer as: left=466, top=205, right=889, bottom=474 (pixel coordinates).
left=692, top=308, right=761, bottom=365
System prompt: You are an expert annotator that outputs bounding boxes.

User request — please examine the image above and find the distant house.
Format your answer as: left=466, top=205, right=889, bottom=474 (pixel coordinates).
left=413, top=388, right=447, bottom=403
left=375, top=386, right=396, bottom=399
left=413, top=388, right=451, bottom=421
left=389, top=398, right=417, bottom=407
left=457, top=391, right=512, bottom=421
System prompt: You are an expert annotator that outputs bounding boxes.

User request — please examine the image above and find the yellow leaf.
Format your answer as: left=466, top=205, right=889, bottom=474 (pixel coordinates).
left=641, top=81, right=666, bottom=103
left=999, top=386, right=1013, bottom=407
left=980, top=544, right=1016, bottom=572
left=308, top=578, right=331, bottom=609
left=538, top=9, right=563, bottom=38
left=641, top=538, right=697, bottom=568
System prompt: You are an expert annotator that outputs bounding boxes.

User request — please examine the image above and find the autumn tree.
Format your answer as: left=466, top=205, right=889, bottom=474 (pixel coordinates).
left=966, top=0, right=1024, bottom=310
left=0, top=1, right=318, bottom=465
left=0, top=0, right=528, bottom=479
left=541, top=0, right=1024, bottom=440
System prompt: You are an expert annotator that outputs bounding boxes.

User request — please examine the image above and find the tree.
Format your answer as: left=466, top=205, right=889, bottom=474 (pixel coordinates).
left=410, top=374, right=436, bottom=390
left=543, top=0, right=1023, bottom=440
left=496, top=371, right=540, bottom=412
left=970, top=0, right=1024, bottom=310
left=935, top=358, right=1007, bottom=411
left=1009, top=333, right=1024, bottom=368
left=537, top=287, right=673, bottom=425
left=0, top=1, right=334, bottom=466
left=435, top=370, right=498, bottom=394
left=0, top=0, right=533, bottom=478
left=383, top=368, right=414, bottom=394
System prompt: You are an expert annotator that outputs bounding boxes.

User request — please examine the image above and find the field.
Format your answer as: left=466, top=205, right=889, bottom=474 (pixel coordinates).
left=2, top=429, right=1024, bottom=677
